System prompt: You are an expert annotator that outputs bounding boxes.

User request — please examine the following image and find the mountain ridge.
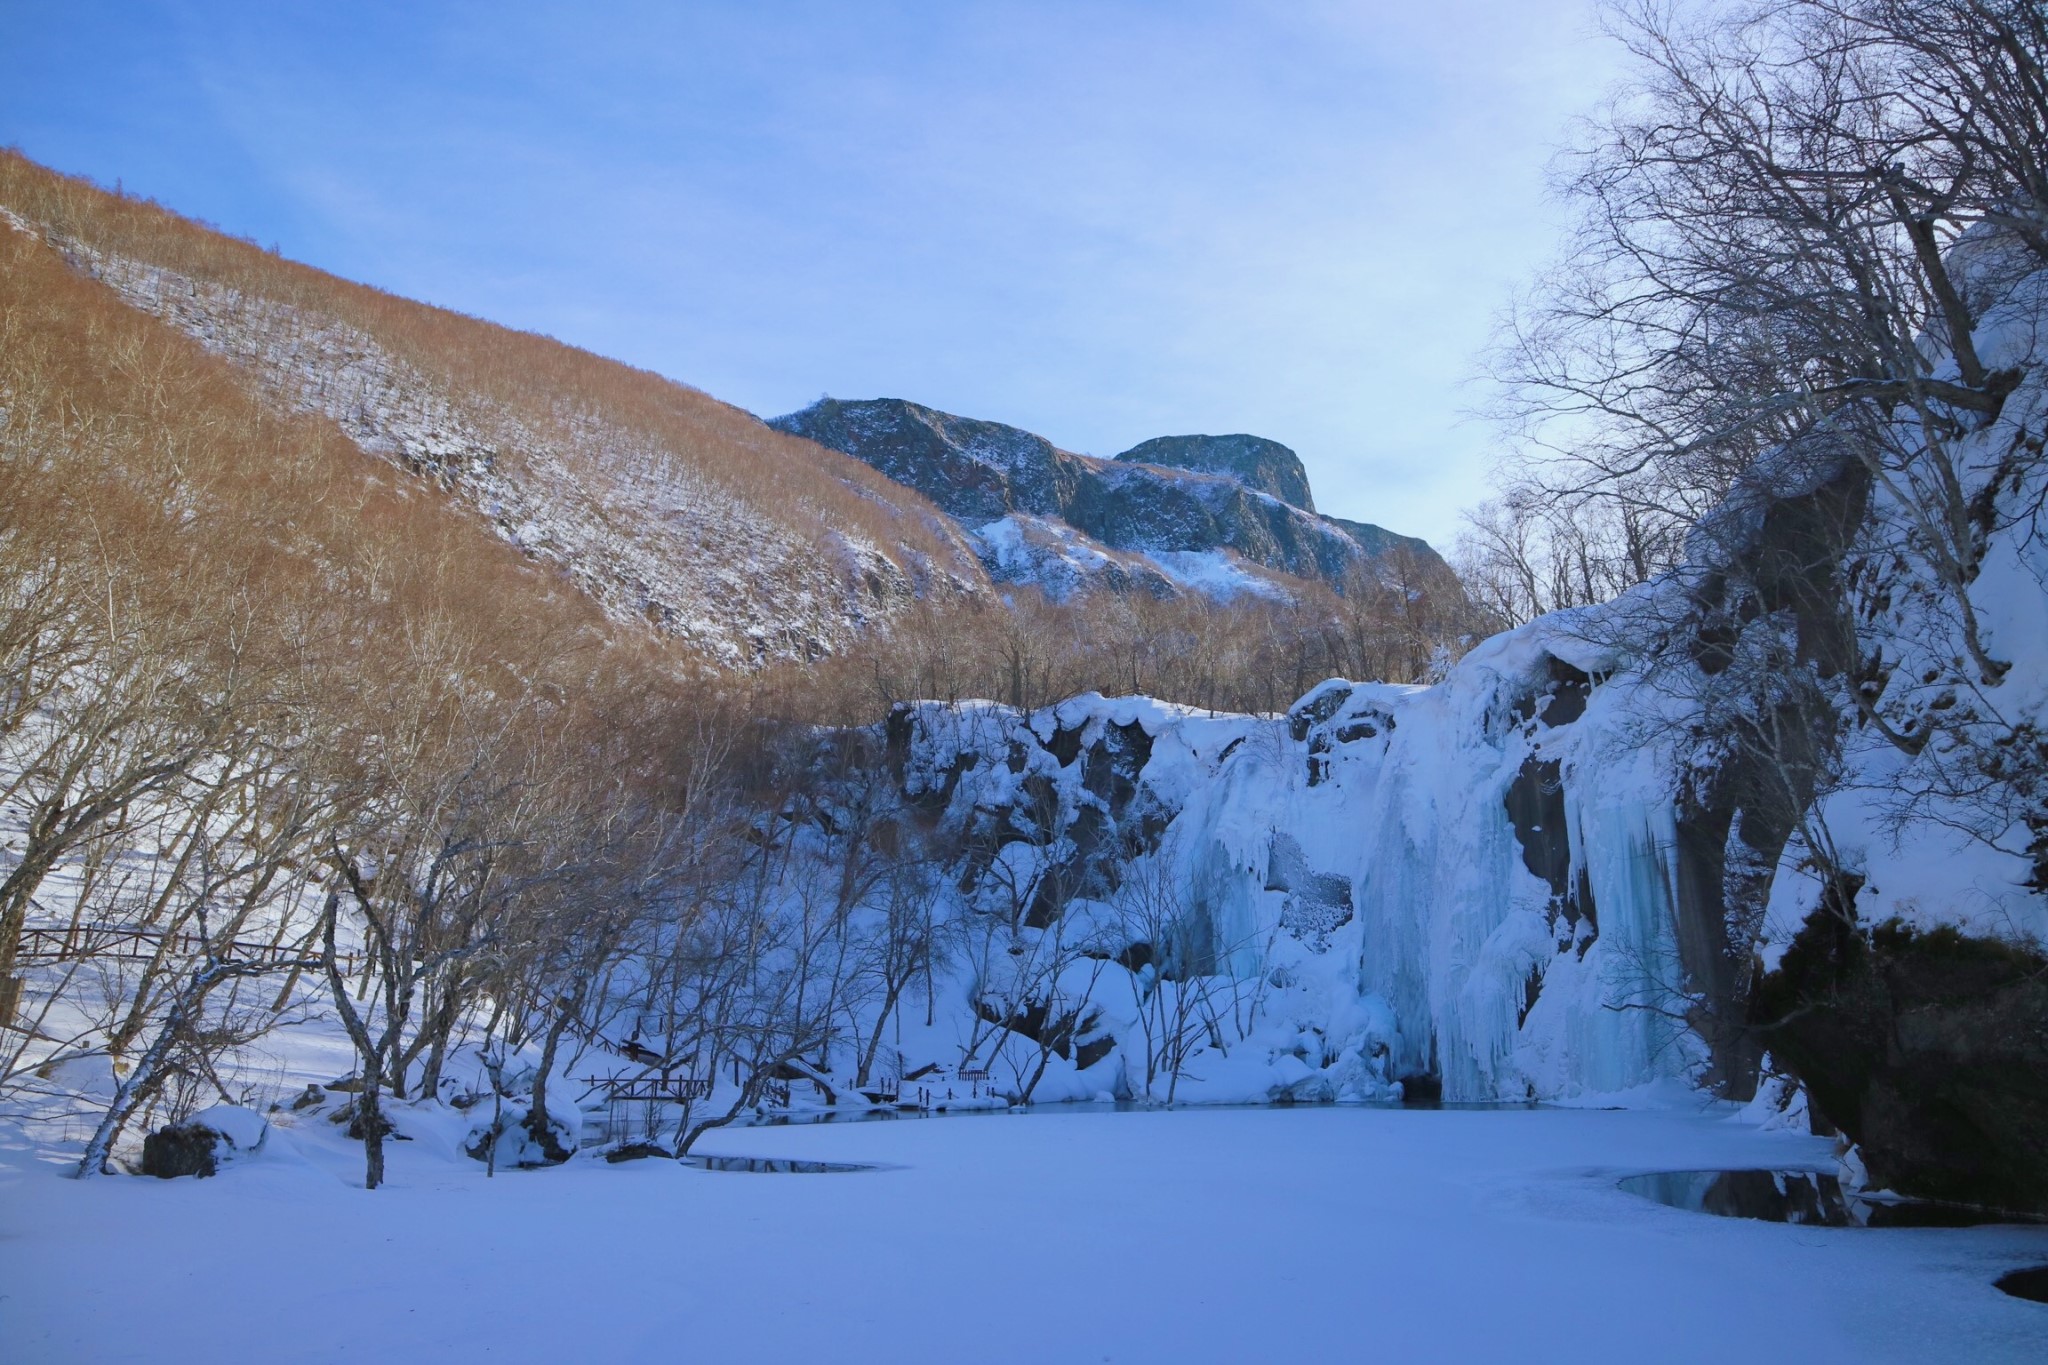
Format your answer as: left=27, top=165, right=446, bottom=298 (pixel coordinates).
left=770, top=395, right=1451, bottom=603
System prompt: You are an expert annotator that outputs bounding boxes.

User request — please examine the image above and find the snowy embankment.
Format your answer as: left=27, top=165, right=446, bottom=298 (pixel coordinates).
left=4, top=1105, right=2046, bottom=1365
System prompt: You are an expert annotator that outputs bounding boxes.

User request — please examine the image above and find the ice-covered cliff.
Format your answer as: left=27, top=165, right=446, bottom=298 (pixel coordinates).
left=881, top=241, right=2048, bottom=1130
left=887, top=621, right=1706, bottom=1107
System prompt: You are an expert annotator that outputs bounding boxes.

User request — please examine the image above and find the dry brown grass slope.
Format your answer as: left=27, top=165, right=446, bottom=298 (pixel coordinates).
left=0, top=152, right=989, bottom=669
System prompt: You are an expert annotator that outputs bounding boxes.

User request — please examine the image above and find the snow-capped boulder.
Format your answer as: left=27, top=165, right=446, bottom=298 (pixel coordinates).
left=463, top=1101, right=576, bottom=1169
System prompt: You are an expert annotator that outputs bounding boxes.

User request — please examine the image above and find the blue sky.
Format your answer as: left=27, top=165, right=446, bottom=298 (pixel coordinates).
left=0, top=1, right=1616, bottom=548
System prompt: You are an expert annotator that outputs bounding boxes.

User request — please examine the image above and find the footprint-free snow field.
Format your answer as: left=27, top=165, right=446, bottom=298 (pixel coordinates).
left=5, top=1105, right=2047, bottom=1364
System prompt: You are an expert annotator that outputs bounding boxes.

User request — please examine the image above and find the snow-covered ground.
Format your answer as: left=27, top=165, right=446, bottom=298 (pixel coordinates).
left=3, top=1104, right=2044, bottom=1364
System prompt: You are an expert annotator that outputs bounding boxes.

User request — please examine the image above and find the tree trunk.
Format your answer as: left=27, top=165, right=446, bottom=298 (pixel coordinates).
left=74, top=959, right=273, bottom=1177
left=522, top=991, right=580, bottom=1164
left=358, top=1076, right=386, bottom=1190
left=75, top=974, right=199, bottom=1178
left=857, top=976, right=906, bottom=1087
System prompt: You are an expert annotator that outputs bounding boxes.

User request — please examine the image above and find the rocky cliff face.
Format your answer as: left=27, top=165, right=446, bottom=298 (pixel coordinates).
left=770, top=397, right=1451, bottom=602
left=1114, top=433, right=1318, bottom=511
left=769, top=397, right=1075, bottom=524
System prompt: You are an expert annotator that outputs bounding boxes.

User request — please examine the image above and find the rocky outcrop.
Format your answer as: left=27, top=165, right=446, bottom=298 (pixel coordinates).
left=885, top=697, right=1177, bottom=922
left=770, top=397, right=1453, bottom=601
left=1115, top=434, right=1317, bottom=511
left=141, top=1123, right=226, bottom=1178
left=857, top=353, right=2041, bottom=1125
left=769, top=397, right=1075, bottom=524
left=141, top=1106, right=268, bottom=1178
left=1325, top=515, right=1439, bottom=565
left=1754, top=913, right=2048, bottom=1214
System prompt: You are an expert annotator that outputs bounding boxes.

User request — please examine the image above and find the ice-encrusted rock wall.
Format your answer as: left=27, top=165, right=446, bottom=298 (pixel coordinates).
left=884, top=243, right=2048, bottom=1119
left=890, top=610, right=1704, bottom=1105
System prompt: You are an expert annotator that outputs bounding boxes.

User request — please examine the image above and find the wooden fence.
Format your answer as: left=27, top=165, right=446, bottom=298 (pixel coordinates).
left=14, top=925, right=354, bottom=972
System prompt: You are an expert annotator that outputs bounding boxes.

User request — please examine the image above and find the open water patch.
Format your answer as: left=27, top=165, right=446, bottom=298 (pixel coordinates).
left=1996, top=1266, right=2048, bottom=1304
left=1620, top=1169, right=2024, bottom=1227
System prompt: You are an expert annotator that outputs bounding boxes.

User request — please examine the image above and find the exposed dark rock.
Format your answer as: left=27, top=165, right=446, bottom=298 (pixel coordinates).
left=1333, top=716, right=1388, bottom=745
left=1661, top=449, right=1873, bottom=1097
left=1288, top=683, right=1353, bottom=743
left=1046, top=724, right=1084, bottom=767
left=333, top=1097, right=396, bottom=1140
left=1075, top=1033, right=1118, bottom=1071
left=769, top=397, right=1073, bottom=523
left=1997, top=1266, right=2048, bottom=1303
left=141, top=1123, right=224, bottom=1179
left=1115, top=941, right=1155, bottom=973
left=1115, top=433, right=1317, bottom=510
left=606, top=1142, right=674, bottom=1163
left=1503, top=756, right=1596, bottom=934
left=899, top=702, right=1171, bottom=930
left=1325, top=515, right=1440, bottom=565
left=1505, top=656, right=1595, bottom=730
left=141, top=1108, right=267, bottom=1178
left=1063, top=458, right=1361, bottom=586
left=464, top=1105, right=575, bottom=1168
left=521, top=1106, right=576, bottom=1166
left=973, top=994, right=1087, bottom=1061
left=1753, top=912, right=2048, bottom=1214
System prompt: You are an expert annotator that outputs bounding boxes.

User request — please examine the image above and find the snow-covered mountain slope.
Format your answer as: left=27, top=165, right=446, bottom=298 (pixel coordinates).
left=0, top=157, right=989, bottom=667
left=769, top=397, right=1452, bottom=604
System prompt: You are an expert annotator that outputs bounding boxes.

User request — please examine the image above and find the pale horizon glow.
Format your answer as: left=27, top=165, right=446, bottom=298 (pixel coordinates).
left=0, top=0, right=1620, bottom=550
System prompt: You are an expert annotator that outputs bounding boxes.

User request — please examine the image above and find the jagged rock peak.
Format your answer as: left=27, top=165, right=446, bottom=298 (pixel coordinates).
left=1115, top=434, right=1316, bottom=512
left=768, top=396, right=1069, bottom=524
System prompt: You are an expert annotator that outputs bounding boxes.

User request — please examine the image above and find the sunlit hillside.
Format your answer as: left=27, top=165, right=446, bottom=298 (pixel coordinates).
left=0, top=152, right=989, bottom=670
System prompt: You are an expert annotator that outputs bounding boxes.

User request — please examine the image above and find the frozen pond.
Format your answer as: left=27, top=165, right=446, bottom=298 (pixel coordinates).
left=4, top=1105, right=2047, bottom=1363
